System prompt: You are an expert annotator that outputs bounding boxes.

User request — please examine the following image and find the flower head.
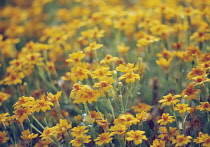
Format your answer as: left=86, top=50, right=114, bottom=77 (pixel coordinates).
left=157, top=113, right=175, bottom=125
left=126, top=130, right=147, bottom=145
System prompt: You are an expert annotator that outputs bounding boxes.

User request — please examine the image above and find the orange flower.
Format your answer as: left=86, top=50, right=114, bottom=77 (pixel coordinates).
left=0, top=131, right=9, bottom=144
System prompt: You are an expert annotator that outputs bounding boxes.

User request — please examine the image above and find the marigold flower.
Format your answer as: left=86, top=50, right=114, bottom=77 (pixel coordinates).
left=34, top=140, right=51, bottom=147
left=126, top=130, right=147, bottom=145
left=13, top=107, right=33, bottom=123
left=47, top=91, right=62, bottom=103
left=91, top=66, right=112, bottom=79
left=156, top=58, right=173, bottom=70
left=0, top=131, right=9, bottom=144
left=40, top=126, right=57, bottom=140
left=174, top=103, right=191, bottom=113
left=13, top=96, right=35, bottom=109
left=66, top=51, right=85, bottom=65
left=21, top=129, right=38, bottom=143
left=136, top=35, right=160, bottom=47
left=114, top=113, right=139, bottom=126
left=116, top=63, right=138, bottom=73
left=197, top=102, right=210, bottom=111
left=150, top=139, right=165, bottom=147
left=157, top=113, right=175, bottom=125
left=100, top=54, right=119, bottom=64
left=93, top=77, right=115, bottom=94
left=34, top=98, right=54, bottom=112
left=194, top=132, right=210, bottom=146
left=172, top=134, right=192, bottom=147
left=130, top=102, right=152, bottom=113
left=187, top=67, right=206, bottom=80
left=191, top=74, right=210, bottom=86
left=117, top=43, right=130, bottom=55
left=2, top=69, right=25, bottom=85
left=118, top=72, right=140, bottom=83
left=159, top=93, right=181, bottom=106
left=94, top=132, right=113, bottom=146
left=73, top=87, right=100, bottom=104
left=0, top=113, right=10, bottom=126
left=156, top=50, right=174, bottom=59
left=84, top=41, right=103, bottom=52
left=71, top=126, right=89, bottom=137
left=0, top=92, right=11, bottom=106
left=181, top=83, right=201, bottom=100
left=109, top=124, right=127, bottom=136
left=56, top=119, right=72, bottom=134
left=71, top=66, right=91, bottom=82
left=158, top=127, right=180, bottom=141
left=70, top=135, right=91, bottom=147
left=136, top=111, right=149, bottom=122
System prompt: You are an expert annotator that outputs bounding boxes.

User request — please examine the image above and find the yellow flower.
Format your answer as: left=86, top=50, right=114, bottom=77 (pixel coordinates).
left=157, top=113, right=175, bottom=126
left=70, top=135, right=91, bottom=147
left=0, top=92, right=11, bottom=106
left=156, top=50, right=174, bottom=59
left=137, top=35, right=160, bottom=47
left=47, top=91, right=62, bottom=103
left=109, top=124, right=127, bottom=136
left=130, top=102, right=152, bottom=113
left=194, top=132, right=210, bottom=146
left=40, top=126, right=57, bottom=140
left=56, top=119, right=72, bottom=134
left=186, top=67, right=206, bottom=80
left=84, top=41, right=103, bottom=52
left=172, top=134, right=192, bottom=147
left=158, top=127, right=180, bottom=141
left=159, top=93, right=181, bottom=106
left=71, top=66, right=91, bottom=82
left=136, top=111, right=149, bottom=123
left=71, top=126, right=89, bottom=137
left=0, top=113, right=10, bottom=126
left=150, top=139, right=165, bottom=147
left=34, top=140, right=51, bottom=147
left=93, top=77, right=115, bottom=94
left=0, top=131, right=9, bottom=144
left=197, top=102, right=210, bottom=111
left=94, top=132, right=113, bottom=146
left=13, top=96, right=35, bottom=109
left=126, top=130, right=147, bottom=145
left=34, top=98, right=54, bottom=112
left=114, top=113, right=139, bottom=127
left=156, top=58, right=173, bottom=70
left=174, top=103, right=191, bottom=113
left=117, top=43, right=130, bottom=55
left=73, top=87, right=100, bottom=104
left=2, top=69, right=25, bottom=85
left=21, top=129, right=38, bottom=143
left=181, top=83, right=201, bottom=100
left=91, top=66, right=112, bottom=79
left=100, top=54, right=119, bottom=64
left=116, top=63, right=138, bottom=73
left=66, top=51, right=85, bottom=65
left=13, top=107, right=33, bottom=123
left=118, top=72, right=140, bottom=83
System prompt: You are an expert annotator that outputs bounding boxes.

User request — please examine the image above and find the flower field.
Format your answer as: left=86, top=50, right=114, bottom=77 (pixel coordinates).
left=0, top=0, right=210, bottom=146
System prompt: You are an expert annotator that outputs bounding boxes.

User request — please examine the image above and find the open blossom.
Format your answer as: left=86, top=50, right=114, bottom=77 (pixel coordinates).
left=157, top=113, right=175, bottom=125
left=159, top=93, right=181, bottom=106
left=94, top=132, right=113, bottom=146
left=118, top=72, right=140, bottom=83
left=172, top=134, right=192, bottom=147
left=126, top=130, right=147, bottom=145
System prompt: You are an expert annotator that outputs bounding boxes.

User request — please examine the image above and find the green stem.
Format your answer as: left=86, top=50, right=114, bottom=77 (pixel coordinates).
left=31, top=115, right=45, bottom=130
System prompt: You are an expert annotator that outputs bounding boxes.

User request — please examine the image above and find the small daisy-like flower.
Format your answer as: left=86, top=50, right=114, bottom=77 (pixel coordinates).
left=150, top=139, right=165, bottom=147
left=94, top=132, right=113, bottom=146
left=21, top=129, right=38, bottom=143
left=159, top=93, right=180, bottom=106
left=157, top=113, right=175, bottom=126
left=172, top=134, right=192, bottom=147
left=126, top=130, right=147, bottom=145
left=118, top=72, right=140, bottom=83
left=0, top=131, right=9, bottom=144
left=174, top=103, right=191, bottom=113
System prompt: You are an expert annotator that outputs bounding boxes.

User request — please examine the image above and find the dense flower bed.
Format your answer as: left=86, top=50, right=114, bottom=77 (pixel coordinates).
left=0, top=0, right=210, bottom=146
